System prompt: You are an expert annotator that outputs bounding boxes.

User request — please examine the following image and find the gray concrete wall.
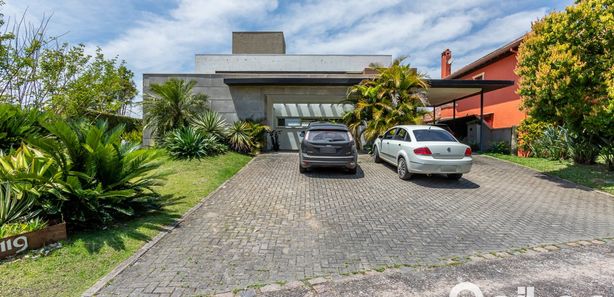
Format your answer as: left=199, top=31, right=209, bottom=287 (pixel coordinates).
left=195, top=54, right=392, bottom=74
left=142, top=74, right=352, bottom=150
left=232, top=32, right=285, bottom=54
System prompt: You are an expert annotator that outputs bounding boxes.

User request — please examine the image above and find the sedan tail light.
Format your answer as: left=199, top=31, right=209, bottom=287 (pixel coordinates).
left=465, top=147, right=472, bottom=156
left=413, top=147, right=432, bottom=155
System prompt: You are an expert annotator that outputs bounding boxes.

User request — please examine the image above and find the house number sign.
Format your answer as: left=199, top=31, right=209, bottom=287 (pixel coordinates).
left=0, top=236, right=29, bottom=254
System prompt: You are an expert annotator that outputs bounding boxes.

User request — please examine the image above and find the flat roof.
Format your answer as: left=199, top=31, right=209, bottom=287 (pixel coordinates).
left=223, top=77, right=514, bottom=107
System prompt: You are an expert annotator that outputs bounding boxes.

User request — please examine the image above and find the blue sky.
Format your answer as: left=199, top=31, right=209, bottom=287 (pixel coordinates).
left=3, top=0, right=572, bottom=117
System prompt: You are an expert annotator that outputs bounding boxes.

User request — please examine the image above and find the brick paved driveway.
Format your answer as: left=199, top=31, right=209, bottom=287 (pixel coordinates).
left=98, top=154, right=614, bottom=296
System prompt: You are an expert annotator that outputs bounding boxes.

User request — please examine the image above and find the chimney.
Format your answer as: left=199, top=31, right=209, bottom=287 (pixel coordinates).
left=441, top=49, right=452, bottom=78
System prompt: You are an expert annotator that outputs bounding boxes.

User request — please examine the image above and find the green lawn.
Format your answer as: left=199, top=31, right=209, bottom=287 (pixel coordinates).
left=0, top=151, right=252, bottom=297
left=485, top=153, right=614, bottom=195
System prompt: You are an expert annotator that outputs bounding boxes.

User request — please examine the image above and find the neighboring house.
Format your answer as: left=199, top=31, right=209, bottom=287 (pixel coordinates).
left=436, top=36, right=525, bottom=151
left=143, top=32, right=391, bottom=150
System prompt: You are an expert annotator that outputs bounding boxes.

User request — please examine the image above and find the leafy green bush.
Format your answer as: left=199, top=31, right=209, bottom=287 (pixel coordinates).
left=517, top=118, right=550, bottom=156
left=0, top=182, right=40, bottom=226
left=0, top=104, right=47, bottom=153
left=26, top=120, right=165, bottom=227
left=191, top=110, right=228, bottom=140
left=568, top=133, right=600, bottom=165
left=0, top=218, right=47, bottom=238
left=228, top=120, right=271, bottom=155
left=600, top=137, right=614, bottom=171
left=530, top=125, right=571, bottom=160
left=165, top=126, right=226, bottom=160
left=488, top=141, right=511, bottom=154
left=122, top=130, right=143, bottom=143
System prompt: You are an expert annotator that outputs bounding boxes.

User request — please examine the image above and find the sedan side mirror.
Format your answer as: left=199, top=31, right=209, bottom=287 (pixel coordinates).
left=299, top=131, right=305, bottom=137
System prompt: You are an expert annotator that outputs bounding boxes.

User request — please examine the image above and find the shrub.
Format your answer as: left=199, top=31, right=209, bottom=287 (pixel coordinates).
left=191, top=110, right=228, bottom=140
left=0, top=182, right=40, bottom=226
left=600, top=137, right=614, bottom=171
left=517, top=118, right=550, bottom=156
left=568, top=133, right=600, bottom=165
left=227, top=120, right=271, bottom=155
left=26, top=120, right=165, bottom=227
left=0, top=218, right=47, bottom=238
left=122, top=130, right=143, bottom=143
left=530, top=125, right=571, bottom=160
left=488, top=141, right=511, bottom=154
left=0, top=104, right=47, bottom=153
left=165, top=126, right=226, bottom=160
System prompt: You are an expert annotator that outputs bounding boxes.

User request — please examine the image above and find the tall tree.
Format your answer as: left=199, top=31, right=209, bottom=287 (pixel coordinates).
left=0, top=8, right=136, bottom=116
left=516, top=0, right=613, bottom=164
left=144, top=79, right=208, bottom=139
left=343, top=58, right=428, bottom=148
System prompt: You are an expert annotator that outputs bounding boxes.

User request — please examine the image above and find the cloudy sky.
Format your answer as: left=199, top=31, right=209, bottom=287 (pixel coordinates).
left=2, top=0, right=572, bottom=117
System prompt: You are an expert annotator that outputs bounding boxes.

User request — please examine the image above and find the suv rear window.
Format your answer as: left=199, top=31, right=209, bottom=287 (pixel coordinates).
left=413, top=129, right=457, bottom=142
left=306, top=130, right=349, bottom=142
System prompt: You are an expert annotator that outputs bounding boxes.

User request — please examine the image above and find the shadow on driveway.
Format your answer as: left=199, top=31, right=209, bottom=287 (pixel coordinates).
left=378, top=160, right=480, bottom=189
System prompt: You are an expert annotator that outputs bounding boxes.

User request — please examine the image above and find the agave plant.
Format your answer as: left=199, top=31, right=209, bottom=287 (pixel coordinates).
left=0, top=182, right=40, bottom=226
left=228, top=121, right=253, bottom=154
left=166, top=126, right=227, bottom=160
left=191, top=110, right=229, bottom=140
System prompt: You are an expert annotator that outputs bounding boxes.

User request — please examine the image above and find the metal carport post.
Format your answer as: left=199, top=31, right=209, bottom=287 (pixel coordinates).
left=479, top=90, right=484, bottom=152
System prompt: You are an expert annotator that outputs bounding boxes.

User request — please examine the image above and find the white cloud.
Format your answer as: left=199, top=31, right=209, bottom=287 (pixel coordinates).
left=2, top=0, right=572, bottom=117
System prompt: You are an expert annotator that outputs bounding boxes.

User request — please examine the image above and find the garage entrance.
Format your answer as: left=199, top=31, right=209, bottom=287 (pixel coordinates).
left=267, top=95, right=352, bottom=150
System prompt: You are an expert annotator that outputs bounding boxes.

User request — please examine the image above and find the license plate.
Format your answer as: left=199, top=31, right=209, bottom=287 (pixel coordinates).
left=441, top=166, right=456, bottom=172
left=320, top=147, right=336, bottom=154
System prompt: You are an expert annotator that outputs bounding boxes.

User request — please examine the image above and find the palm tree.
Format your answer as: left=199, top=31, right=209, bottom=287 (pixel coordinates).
left=144, top=79, right=208, bottom=139
left=343, top=57, right=428, bottom=149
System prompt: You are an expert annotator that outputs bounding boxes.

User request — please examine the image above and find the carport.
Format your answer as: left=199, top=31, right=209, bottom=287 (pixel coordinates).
left=224, top=77, right=514, bottom=151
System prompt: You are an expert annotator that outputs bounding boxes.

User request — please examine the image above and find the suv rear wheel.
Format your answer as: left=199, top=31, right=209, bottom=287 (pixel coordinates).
left=299, top=164, right=307, bottom=173
left=397, top=157, right=412, bottom=180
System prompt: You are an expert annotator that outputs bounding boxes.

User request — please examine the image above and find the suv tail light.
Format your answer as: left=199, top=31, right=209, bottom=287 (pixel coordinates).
left=413, top=147, right=432, bottom=155
left=465, top=147, right=472, bottom=156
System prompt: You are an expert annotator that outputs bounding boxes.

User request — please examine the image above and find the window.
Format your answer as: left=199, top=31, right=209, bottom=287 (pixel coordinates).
left=473, top=73, right=485, bottom=80
left=395, top=129, right=409, bottom=141
left=306, top=130, right=349, bottom=142
left=413, top=129, right=458, bottom=142
left=383, top=129, right=397, bottom=140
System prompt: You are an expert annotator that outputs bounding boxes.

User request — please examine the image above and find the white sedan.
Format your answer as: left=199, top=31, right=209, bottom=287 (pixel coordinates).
left=372, top=125, right=472, bottom=180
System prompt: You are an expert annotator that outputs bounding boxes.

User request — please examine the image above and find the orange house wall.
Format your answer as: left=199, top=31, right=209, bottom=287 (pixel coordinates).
left=439, top=54, right=526, bottom=129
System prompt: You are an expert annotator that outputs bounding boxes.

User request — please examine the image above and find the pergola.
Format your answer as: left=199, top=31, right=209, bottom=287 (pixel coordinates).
left=224, top=77, right=514, bottom=151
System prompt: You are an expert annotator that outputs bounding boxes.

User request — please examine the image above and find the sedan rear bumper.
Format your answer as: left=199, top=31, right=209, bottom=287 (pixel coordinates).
left=408, top=157, right=472, bottom=174
left=300, top=153, right=357, bottom=169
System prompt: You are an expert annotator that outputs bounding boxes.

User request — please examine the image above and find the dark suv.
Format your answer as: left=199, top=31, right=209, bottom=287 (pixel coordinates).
left=299, top=122, right=358, bottom=174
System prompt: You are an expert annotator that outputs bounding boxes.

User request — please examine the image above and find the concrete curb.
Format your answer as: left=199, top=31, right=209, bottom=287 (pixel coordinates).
left=479, top=154, right=614, bottom=198
left=82, top=156, right=258, bottom=297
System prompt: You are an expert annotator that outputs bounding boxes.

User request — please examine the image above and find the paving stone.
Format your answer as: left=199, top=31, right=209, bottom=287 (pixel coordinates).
left=259, top=284, right=282, bottom=292
left=544, top=245, right=559, bottom=251
left=97, top=154, right=614, bottom=296
left=592, top=240, right=605, bottom=244
left=578, top=240, right=592, bottom=246
left=307, top=277, right=328, bottom=285
left=239, top=289, right=256, bottom=297
left=533, top=247, right=549, bottom=253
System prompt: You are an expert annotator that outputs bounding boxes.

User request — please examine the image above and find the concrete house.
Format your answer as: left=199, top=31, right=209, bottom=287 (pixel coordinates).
left=143, top=32, right=391, bottom=150
left=144, top=31, right=513, bottom=151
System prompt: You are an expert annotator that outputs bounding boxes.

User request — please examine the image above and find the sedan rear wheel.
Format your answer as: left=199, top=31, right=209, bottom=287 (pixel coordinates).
left=373, top=147, right=382, bottom=163
left=397, top=157, right=412, bottom=180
